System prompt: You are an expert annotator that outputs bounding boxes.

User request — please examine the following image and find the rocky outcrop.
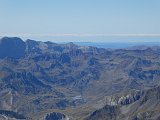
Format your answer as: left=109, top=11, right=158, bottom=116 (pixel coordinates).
left=102, top=91, right=144, bottom=107
left=117, top=92, right=143, bottom=105
left=86, top=105, right=120, bottom=120
left=0, top=110, right=27, bottom=120
left=44, top=112, right=69, bottom=120
left=87, top=86, right=160, bottom=120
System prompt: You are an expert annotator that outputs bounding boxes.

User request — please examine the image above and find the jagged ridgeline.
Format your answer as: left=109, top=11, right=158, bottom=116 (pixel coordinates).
left=0, top=37, right=160, bottom=120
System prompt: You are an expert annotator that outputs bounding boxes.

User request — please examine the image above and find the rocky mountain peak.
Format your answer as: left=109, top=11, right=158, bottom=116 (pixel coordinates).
left=0, top=37, right=26, bottom=59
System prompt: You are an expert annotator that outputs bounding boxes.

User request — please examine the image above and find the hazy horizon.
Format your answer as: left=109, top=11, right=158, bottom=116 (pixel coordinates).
left=1, top=0, right=160, bottom=43
left=1, top=36, right=160, bottom=43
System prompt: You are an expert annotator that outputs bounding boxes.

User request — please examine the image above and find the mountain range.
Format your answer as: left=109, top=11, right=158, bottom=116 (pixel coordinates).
left=0, top=37, right=160, bottom=120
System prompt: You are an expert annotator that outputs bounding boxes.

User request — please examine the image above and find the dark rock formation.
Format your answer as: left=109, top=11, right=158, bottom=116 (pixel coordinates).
left=44, top=112, right=67, bottom=120
left=0, top=37, right=26, bottom=58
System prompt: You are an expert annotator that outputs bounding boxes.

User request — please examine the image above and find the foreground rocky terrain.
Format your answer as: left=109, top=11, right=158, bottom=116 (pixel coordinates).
left=0, top=37, right=160, bottom=120
left=86, top=86, right=160, bottom=120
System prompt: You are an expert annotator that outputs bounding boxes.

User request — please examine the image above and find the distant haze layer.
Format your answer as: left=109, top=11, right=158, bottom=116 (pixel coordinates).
left=0, top=36, right=159, bottom=43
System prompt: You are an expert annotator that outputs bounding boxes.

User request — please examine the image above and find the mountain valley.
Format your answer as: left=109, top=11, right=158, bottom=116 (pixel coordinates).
left=0, top=37, right=160, bottom=120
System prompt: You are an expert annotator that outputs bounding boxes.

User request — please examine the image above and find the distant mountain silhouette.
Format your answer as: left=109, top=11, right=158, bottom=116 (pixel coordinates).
left=0, top=37, right=26, bottom=58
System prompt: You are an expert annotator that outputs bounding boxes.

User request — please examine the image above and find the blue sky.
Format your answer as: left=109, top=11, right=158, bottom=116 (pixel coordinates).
left=0, top=0, right=160, bottom=42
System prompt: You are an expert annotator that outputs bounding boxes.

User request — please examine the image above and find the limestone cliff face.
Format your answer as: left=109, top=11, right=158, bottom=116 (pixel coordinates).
left=86, top=86, right=160, bottom=120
